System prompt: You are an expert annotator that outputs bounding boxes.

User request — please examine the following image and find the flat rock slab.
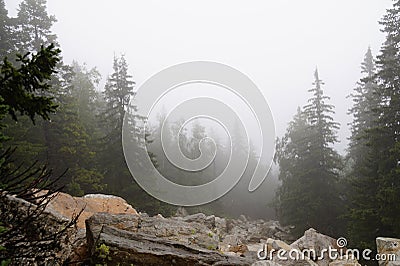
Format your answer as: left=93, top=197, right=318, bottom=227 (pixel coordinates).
left=86, top=212, right=253, bottom=265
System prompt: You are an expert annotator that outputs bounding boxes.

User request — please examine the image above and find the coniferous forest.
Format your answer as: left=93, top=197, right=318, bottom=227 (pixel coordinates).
left=0, top=0, right=399, bottom=262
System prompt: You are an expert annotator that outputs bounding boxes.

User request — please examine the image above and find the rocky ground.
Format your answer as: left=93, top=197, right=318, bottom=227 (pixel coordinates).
left=2, top=191, right=399, bottom=265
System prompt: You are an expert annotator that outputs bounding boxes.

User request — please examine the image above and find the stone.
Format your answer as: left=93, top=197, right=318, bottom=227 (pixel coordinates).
left=85, top=212, right=253, bottom=265
left=252, top=261, right=282, bottom=266
left=247, top=243, right=264, bottom=253
left=255, top=230, right=362, bottom=266
left=92, top=212, right=221, bottom=251
left=229, top=244, right=249, bottom=254
left=182, top=212, right=207, bottom=223
left=266, top=238, right=292, bottom=253
left=263, top=238, right=319, bottom=266
left=239, top=214, right=248, bottom=223
left=224, top=218, right=294, bottom=246
left=7, top=190, right=391, bottom=265
left=0, top=193, right=77, bottom=264
left=329, top=258, right=361, bottom=266
left=67, top=228, right=90, bottom=264
left=376, top=237, right=400, bottom=266
left=290, top=228, right=339, bottom=265
left=222, top=234, right=242, bottom=246
left=244, top=243, right=265, bottom=260
left=215, top=216, right=228, bottom=238
left=175, top=206, right=189, bottom=217
left=43, top=191, right=138, bottom=228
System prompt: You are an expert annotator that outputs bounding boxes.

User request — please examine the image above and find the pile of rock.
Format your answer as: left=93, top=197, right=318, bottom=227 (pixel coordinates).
left=86, top=212, right=253, bottom=265
left=376, top=238, right=400, bottom=266
left=2, top=191, right=399, bottom=265
left=254, top=228, right=360, bottom=266
left=0, top=193, right=77, bottom=264
left=82, top=210, right=292, bottom=265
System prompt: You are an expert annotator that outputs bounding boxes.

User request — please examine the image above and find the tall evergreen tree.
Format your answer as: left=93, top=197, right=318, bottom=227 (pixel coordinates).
left=373, top=0, right=400, bottom=237
left=99, top=55, right=135, bottom=192
left=4, top=61, right=105, bottom=195
left=3, top=0, right=60, bottom=169
left=346, top=48, right=382, bottom=248
left=275, top=108, right=311, bottom=236
left=0, top=43, right=80, bottom=265
left=0, top=44, right=60, bottom=138
left=0, top=0, right=14, bottom=58
left=46, top=64, right=105, bottom=195
left=14, top=0, right=57, bottom=53
left=276, top=70, right=343, bottom=237
left=347, top=47, right=378, bottom=163
left=70, top=61, right=102, bottom=132
left=1, top=0, right=57, bottom=165
left=346, top=1, right=400, bottom=248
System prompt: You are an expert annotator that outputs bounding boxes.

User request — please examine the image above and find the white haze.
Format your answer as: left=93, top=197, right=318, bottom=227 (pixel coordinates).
left=5, top=0, right=394, bottom=154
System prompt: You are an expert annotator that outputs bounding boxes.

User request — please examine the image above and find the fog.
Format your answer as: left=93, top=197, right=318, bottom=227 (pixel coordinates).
left=6, top=0, right=393, bottom=154
left=3, top=1, right=400, bottom=256
left=3, top=0, right=397, bottom=220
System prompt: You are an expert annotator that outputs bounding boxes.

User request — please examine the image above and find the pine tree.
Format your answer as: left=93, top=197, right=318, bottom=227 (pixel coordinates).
left=3, top=0, right=60, bottom=169
left=348, top=47, right=378, bottom=162
left=373, top=0, right=400, bottom=237
left=4, top=0, right=114, bottom=197
left=70, top=61, right=101, bottom=132
left=346, top=1, right=400, bottom=248
left=46, top=64, right=105, bottom=195
left=276, top=70, right=343, bottom=237
left=275, top=108, right=311, bottom=236
left=0, top=42, right=80, bottom=264
left=148, top=110, right=171, bottom=174
left=14, top=0, right=57, bottom=53
left=1, top=0, right=62, bottom=162
left=0, top=44, right=59, bottom=126
left=302, top=69, right=343, bottom=236
left=99, top=55, right=135, bottom=192
left=3, top=59, right=106, bottom=195
left=346, top=48, right=382, bottom=248
left=0, top=0, right=14, bottom=58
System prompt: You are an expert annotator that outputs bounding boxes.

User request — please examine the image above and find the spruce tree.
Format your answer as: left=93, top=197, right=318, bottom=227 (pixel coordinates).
left=70, top=61, right=102, bottom=132
left=346, top=1, right=400, bottom=247
left=275, top=108, right=311, bottom=236
left=276, top=70, right=343, bottom=237
left=346, top=48, right=381, bottom=248
left=374, top=0, right=400, bottom=237
left=99, top=55, right=135, bottom=192
left=46, top=64, right=105, bottom=195
left=14, top=0, right=57, bottom=52
left=347, top=47, right=378, bottom=163
left=0, top=0, right=13, bottom=58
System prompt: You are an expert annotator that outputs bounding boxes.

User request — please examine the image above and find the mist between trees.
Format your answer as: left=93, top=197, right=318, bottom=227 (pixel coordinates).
left=0, top=0, right=399, bottom=254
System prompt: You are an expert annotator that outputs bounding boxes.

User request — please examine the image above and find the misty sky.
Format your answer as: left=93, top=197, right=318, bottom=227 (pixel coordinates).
left=5, top=0, right=394, bottom=154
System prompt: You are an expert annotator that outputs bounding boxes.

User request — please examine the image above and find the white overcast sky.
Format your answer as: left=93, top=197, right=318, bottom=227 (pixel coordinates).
left=5, top=0, right=394, bottom=153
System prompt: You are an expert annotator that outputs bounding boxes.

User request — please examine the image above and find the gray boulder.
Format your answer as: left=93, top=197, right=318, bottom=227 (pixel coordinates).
left=0, top=193, right=77, bottom=265
left=376, top=237, right=400, bottom=266
left=86, top=212, right=254, bottom=265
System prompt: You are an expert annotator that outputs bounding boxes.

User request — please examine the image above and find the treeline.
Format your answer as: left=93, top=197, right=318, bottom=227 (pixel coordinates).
left=147, top=116, right=278, bottom=218
left=275, top=0, right=400, bottom=251
left=0, top=0, right=279, bottom=218
left=0, top=0, right=175, bottom=215
left=2, top=0, right=399, bottom=251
